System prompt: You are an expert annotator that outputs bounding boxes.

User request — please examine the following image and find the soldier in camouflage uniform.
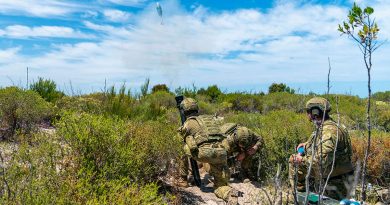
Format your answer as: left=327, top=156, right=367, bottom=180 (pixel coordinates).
left=289, top=97, right=354, bottom=200
left=177, top=98, right=239, bottom=205
left=220, top=123, right=264, bottom=182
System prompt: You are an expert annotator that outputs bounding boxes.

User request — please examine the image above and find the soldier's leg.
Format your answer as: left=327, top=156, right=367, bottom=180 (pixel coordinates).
left=240, top=154, right=259, bottom=181
left=177, top=144, right=193, bottom=187
left=324, top=173, right=354, bottom=200
left=177, top=155, right=189, bottom=187
left=210, top=163, right=238, bottom=204
left=288, top=156, right=307, bottom=192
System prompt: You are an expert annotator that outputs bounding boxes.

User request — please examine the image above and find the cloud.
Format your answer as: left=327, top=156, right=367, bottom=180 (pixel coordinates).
left=0, top=47, right=21, bottom=64
left=0, top=25, right=95, bottom=39
left=1, top=0, right=389, bottom=95
left=105, top=0, right=148, bottom=6
left=103, top=9, right=132, bottom=22
left=0, top=0, right=85, bottom=17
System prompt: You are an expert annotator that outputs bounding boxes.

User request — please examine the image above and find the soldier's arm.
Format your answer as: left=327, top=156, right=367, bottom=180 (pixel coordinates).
left=302, top=129, right=337, bottom=173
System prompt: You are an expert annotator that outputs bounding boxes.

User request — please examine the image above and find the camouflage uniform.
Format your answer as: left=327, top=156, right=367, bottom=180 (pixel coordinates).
left=179, top=115, right=237, bottom=202
left=221, top=123, right=264, bottom=181
left=177, top=98, right=238, bottom=203
left=289, top=97, right=354, bottom=200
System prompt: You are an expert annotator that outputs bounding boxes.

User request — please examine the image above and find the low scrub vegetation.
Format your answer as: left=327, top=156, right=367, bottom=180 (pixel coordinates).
left=0, top=82, right=389, bottom=204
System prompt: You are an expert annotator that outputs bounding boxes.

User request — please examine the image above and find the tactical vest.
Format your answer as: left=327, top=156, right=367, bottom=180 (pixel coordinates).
left=188, top=115, right=225, bottom=146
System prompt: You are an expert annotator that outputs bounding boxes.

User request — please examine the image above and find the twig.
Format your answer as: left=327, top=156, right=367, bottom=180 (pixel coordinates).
left=327, top=57, right=332, bottom=95
left=304, top=126, right=319, bottom=205
left=274, top=163, right=282, bottom=205
left=260, top=187, right=273, bottom=205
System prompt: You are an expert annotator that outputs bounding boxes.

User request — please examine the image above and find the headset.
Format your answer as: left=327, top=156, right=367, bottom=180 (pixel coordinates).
left=308, top=107, right=323, bottom=118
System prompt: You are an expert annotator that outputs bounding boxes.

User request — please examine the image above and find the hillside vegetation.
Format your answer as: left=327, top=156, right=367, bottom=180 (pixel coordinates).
left=0, top=82, right=389, bottom=204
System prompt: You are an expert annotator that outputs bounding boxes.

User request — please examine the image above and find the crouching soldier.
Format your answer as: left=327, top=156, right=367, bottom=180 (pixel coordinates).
left=177, top=98, right=239, bottom=205
left=289, top=97, right=354, bottom=200
left=221, top=123, right=264, bottom=182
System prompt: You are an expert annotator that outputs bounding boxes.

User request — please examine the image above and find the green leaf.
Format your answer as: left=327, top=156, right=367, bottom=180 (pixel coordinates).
left=364, top=7, right=374, bottom=15
left=338, top=24, right=344, bottom=33
left=344, top=22, right=350, bottom=30
left=363, top=25, right=369, bottom=34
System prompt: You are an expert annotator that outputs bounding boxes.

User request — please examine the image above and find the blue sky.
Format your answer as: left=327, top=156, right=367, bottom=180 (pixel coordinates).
left=0, top=0, right=389, bottom=96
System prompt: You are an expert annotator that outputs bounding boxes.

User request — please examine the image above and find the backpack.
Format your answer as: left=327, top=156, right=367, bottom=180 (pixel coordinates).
left=188, top=115, right=226, bottom=146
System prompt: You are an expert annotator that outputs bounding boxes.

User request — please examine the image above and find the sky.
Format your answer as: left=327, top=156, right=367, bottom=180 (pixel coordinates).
left=0, top=0, right=389, bottom=96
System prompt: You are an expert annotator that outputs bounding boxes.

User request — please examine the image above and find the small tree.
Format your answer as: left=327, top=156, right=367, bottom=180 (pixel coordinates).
left=197, top=85, right=222, bottom=102
left=151, top=84, right=169, bottom=93
left=338, top=2, right=381, bottom=202
left=30, top=77, right=64, bottom=103
left=268, top=83, right=295, bottom=94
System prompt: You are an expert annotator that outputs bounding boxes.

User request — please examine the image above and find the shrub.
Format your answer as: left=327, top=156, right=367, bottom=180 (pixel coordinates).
left=130, top=91, right=176, bottom=121
left=30, top=77, right=64, bottom=103
left=0, top=130, right=172, bottom=204
left=225, top=110, right=312, bottom=178
left=197, top=85, right=222, bottom=102
left=0, top=87, right=52, bottom=138
left=257, top=110, right=312, bottom=178
left=174, top=85, right=198, bottom=98
left=372, top=91, right=390, bottom=102
left=152, top=84, right=170, bottom=93
left=261, top=92, right=306, bottom=113
left=56, top=96, right=103, bottom=114
left=350, top=130, right=390, bottom=185
left=327, top=95, right=366, bottom=130
left=220, top=93, right=262, bottom=112
left=56, top=111, right=181, bottom=182
left=268, top=83, right=295, bottom=94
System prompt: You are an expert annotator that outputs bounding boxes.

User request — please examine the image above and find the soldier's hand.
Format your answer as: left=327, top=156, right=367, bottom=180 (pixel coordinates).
left=236, top=152, right=246, bottom=161
left=296, top=143, right=306, bottom=151
left=289, top=154, right=303, bottom=164
left=247, top=145, right=258, bottom=156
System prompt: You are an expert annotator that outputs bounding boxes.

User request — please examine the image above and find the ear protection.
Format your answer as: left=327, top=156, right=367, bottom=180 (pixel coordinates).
left=310, top=108, right=321, bottom=116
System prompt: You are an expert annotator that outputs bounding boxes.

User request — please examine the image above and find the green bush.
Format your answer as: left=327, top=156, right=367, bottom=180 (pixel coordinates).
left=268, top=83, right=295, bottom=94
left=56, top=96, right=103, bottom=114
left=225, top=110, right=312, bottom=179
left=56, top=111, right=181, bottom=182
left=30, top=77, right=64, bottom=103
left=372, top=91, right=390, bottom=102
left=197, top=85, right=222, bottom=102
left=327, top=95, right=366, bottom=130
left=0, top=87, right=52, bottom=138
left=261, top=92, right=306, bottom=113
left=220, top=93, right=262, bottom=112
left=0, top=130, right=172, bottom=204
left=152, top=84, right=170, bottom=93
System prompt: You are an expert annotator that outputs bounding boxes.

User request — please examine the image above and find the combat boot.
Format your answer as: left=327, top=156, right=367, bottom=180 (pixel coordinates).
left=227, top=189, right=239, bottom=205
left=176, top=176, right=188, bottom=188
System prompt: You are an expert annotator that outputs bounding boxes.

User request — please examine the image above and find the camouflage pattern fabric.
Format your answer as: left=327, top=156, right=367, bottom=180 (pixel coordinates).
left=289, top=118, right=354, bottom=200
left=222, top=125, right=264, bottom=181
left=305, top=97, right=331, bottom=112
left=178, top=115, right=236, bottom=202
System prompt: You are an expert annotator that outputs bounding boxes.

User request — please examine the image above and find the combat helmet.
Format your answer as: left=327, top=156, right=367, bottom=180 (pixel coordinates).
left=180, top=98, right=199, bottom=113
left=305, top=97, right=331, bottom=113
left=236, top=126, right=254, bottom=150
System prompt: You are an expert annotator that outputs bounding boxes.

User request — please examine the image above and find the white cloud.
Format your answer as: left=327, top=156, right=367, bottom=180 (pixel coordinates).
left=103, top=9, right=132, bottom=22
left=1, top=0, right=389, bottom=94
left=105, top=0, right=147, bottom=6
left=0, top=25, right=94, bottom=39
left=0, top=0, right=85, bottom=17
left=0, top=47, right=21, bottom=64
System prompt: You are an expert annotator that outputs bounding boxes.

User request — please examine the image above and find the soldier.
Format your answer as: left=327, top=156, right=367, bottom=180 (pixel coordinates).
left=221, top=123, right=264, bottom=182
left=176, top=98, right=239, bottom=204
left=289, top=97, right=354, bottom=200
